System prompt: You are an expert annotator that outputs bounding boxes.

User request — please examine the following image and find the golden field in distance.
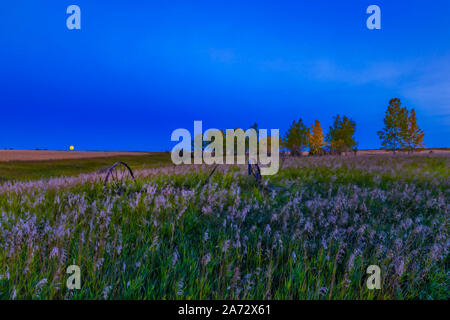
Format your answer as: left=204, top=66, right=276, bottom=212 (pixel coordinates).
left=0, top=150, right=156, bottom=162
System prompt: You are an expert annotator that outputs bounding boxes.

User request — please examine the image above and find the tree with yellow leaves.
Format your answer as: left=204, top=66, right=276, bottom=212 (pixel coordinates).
left=401, top=108, right=425, bottom=153
left=308, top=120, right=326, bottom=155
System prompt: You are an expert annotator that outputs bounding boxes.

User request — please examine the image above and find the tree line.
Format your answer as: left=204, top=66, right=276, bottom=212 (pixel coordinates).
left=282, top=98, right=425, bottom=156
left=282, top=115, right=358, bottom=156
left=189, top=98, right=425, bottom=156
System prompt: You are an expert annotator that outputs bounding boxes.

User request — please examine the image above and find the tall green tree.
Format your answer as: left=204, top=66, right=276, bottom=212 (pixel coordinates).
left=377, top=98, right=408, bottom=154
left=282, top=119, right=309, bottom=156
left=326, top=115, right=357, bottom=155
left=401, top=108, right=425, bottom=153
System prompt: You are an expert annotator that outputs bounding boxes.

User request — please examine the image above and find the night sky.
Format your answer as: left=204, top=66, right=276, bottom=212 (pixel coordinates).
left=1, top=1, right=449, bottom=150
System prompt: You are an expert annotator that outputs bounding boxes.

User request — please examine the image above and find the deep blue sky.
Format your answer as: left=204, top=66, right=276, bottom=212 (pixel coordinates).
left=1, top=1, right=449, bottom=151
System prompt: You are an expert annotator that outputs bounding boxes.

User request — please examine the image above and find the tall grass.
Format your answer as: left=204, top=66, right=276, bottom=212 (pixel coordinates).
left=0, top=154, right=448, bottom=299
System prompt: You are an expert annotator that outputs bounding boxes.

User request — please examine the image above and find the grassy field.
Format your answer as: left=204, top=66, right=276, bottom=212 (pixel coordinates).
left=0, top=152, right=172, bottom=182
left=0, top=154, right=448, bottom=299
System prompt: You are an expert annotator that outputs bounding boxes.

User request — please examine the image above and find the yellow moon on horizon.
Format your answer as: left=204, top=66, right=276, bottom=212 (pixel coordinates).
left=70, top=146, right=74, bottom=151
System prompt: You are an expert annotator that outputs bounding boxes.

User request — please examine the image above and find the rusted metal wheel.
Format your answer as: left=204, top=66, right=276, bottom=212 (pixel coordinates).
left=104, top=161, right=135, bottom=193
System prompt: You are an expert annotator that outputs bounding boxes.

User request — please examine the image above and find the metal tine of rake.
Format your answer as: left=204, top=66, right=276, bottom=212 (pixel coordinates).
left=201, top=164, right=219, bottom=187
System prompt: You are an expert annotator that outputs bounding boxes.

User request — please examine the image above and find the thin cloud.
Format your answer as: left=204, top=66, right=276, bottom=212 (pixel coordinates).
left=208, top=48, right=236, bottom=63
left=400, top=56, right=450, bottom=123
left=259, top=55, right=449, bottom=123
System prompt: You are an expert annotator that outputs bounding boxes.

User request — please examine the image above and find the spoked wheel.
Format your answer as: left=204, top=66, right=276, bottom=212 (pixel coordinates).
left=104, top=161, right=135, bottom=194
